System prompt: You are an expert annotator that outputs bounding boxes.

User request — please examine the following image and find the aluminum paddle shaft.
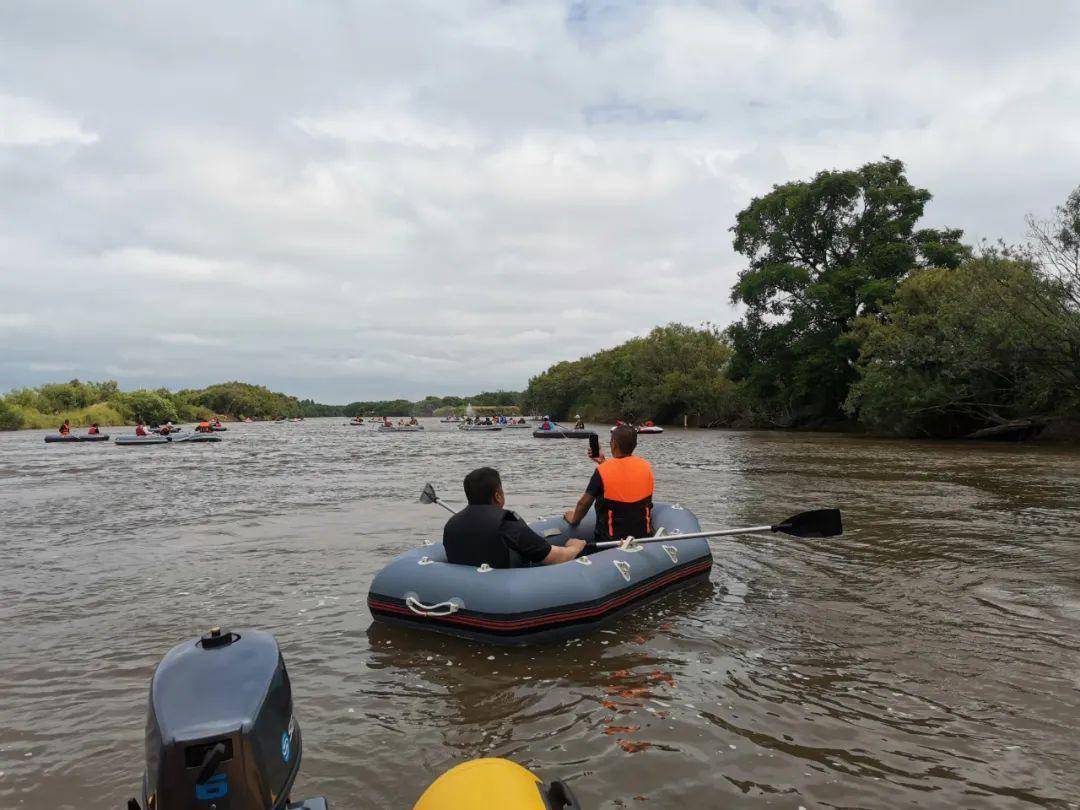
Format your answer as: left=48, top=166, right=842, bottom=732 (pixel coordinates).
left=592, top=508, right=843, bottom=549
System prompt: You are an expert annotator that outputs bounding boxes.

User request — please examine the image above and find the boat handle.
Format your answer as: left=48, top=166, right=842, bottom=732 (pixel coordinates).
left=418, top=556, right=435, bottom=565
left=574, top=557, right=592, bottom=566
left=404, top=596, right=460, bottom=616
left=613, top=560, right=632, bottom=581
left=662, top=545, right=679, bottom=564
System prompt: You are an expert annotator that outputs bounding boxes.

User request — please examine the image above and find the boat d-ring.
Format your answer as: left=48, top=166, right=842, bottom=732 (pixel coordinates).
left=418, top=556, right=435, bottom=566
left=619, top=536, right=643, bottom=552
left=662, top=544, right=679, bottom=564
left=404, top=595, right=463, bottom=617
left=476, top=563, right=493, bottom=573
left=613, top=560, right=632, bottom=581
left=574, top=556, right=592, bottom=565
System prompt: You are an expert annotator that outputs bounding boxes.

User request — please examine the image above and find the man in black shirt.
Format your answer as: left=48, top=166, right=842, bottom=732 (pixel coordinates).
left=443, top=467, right=586, bottom=568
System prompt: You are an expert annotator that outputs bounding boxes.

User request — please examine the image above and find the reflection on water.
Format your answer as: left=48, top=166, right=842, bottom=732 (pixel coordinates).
left=1, top=420, right=1078, bottom=808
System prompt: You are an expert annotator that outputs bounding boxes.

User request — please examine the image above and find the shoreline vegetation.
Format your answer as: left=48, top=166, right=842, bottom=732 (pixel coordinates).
left=523, top=159, right=1080, bottom=441
left=4, top=159, right=1077, bottom=441
left=0, top=381, right=525, bottom=431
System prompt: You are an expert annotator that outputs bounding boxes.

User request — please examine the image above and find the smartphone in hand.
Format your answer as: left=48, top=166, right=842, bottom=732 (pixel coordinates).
left=588, top=432, right=600, bottom=459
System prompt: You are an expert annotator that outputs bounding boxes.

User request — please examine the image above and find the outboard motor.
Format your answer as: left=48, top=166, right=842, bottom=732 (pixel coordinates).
left=129, top=627, right=326, bottom=810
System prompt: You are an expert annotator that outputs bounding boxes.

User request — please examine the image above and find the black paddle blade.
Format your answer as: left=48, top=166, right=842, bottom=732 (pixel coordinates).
left=419, top=483, right=438, bottom=504
left=773, top=508, right=843, bottom=538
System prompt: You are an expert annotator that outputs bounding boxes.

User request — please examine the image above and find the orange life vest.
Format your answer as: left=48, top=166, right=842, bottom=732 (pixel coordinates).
left=595, top=455, right=654, bottom=541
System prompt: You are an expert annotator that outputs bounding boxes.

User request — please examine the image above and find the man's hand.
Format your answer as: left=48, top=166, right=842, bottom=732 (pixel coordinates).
left=542, top=536, right=589, bottom=565
left=589, top=449, right=605, bottom=465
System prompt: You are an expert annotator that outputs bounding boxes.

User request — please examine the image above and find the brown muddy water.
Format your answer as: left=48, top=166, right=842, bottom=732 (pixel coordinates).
left=1, top=419, right=1078, bottom=809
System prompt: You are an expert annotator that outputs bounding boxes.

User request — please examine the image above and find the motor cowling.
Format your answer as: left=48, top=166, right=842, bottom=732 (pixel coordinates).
left=139, top=627, right=315, bottom=810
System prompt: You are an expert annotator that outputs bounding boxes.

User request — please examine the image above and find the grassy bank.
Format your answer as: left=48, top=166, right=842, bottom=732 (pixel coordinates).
left=0, top=380, right=297, bottom=431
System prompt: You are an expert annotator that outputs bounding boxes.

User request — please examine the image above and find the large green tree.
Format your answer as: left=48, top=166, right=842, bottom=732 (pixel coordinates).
left=844, top=256, right=1078, bottom=437
left=523, top=324, right=740, bottom=425
left=727, top=157, right=967, bottom=425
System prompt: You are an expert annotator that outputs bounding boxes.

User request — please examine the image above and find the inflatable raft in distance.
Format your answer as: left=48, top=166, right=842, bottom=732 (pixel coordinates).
left=459, top=424, right=503, bottom=431
left=44, top=434, right=110, bottom=443
left=368, top=502, right=711, bottom=645
left=115, top=433, right=222, bottom=445
left=533, top=428, right=594, bottom=439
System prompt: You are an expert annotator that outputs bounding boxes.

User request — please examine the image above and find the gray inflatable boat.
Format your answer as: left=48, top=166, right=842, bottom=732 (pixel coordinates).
left=368, top=502, right=711, bottom=645
left=115, top=433, right=222, bottom=445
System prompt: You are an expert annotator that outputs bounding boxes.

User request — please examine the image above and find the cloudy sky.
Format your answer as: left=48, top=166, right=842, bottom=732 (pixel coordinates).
left=2, top=1, right=1078, bottom=402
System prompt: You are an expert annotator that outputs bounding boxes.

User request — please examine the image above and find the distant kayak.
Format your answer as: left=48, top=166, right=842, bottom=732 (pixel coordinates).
left=115, top=435, right=171, bottom=446
left=115, top=433, right=222, bottom=445
left=533, top=429, right=593, bottom=439
left=44, top=434, right=110, bottom=443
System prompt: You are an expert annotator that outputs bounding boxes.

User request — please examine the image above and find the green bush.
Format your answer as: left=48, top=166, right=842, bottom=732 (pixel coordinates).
left=0, top=398, right=24, bottom=430
left=844, top=257, right=1078, bottom=436
left=523, top=324, right=743, bottom=425
left=111, top=390, right=180, bottom=425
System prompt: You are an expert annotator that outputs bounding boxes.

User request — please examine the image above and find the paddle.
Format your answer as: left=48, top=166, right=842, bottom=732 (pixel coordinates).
left=420, top=483, right=842, bottom=546
left=420, top=483, right=458, bottom=515
left=590, top=508, right=843, bottom=549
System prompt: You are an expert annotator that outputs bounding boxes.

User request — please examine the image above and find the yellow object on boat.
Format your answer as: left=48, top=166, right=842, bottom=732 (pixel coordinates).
left=413, top=758, right=579, bottom=810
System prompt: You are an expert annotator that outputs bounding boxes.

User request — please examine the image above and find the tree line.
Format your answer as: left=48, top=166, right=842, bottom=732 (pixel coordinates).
left=523, top=159, right=1080, bottom=438
left=0, top=380, right=316, bottom=429
left=0, top=379, right=525, bottom=430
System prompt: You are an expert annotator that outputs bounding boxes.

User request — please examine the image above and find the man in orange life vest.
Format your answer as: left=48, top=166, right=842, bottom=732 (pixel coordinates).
left=563, top=424, right=654, bottom=542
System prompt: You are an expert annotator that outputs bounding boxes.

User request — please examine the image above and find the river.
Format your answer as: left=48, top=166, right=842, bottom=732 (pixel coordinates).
left=1, top=419, right=1078, bottom=808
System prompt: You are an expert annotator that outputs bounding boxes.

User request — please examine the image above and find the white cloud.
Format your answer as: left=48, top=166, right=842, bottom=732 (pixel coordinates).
left=1, top=1, right=1078, bottom=401
left=0, top=93, right=97, bottom=146
left=295, top=110, right=480, bottom=150
left=158, top=333, right=223, bottom=347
